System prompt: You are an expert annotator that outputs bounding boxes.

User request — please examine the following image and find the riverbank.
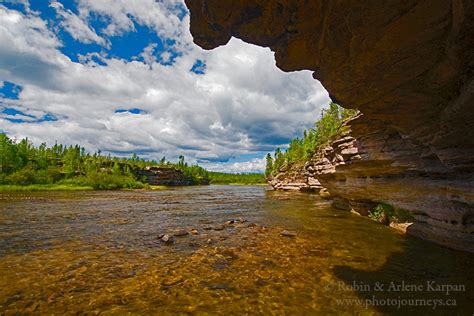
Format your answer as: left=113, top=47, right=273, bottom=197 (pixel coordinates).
left=0, top=184, right=94, bottom=191
left=0, top=183, right=267, bottom=192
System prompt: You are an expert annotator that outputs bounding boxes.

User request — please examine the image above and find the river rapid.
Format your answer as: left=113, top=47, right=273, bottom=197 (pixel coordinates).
left=0, top=185, right=473, bottom=314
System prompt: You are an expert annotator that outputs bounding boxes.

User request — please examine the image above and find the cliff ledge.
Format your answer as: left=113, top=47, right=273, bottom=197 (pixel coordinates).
left=185, top=0, right=474, bottom=252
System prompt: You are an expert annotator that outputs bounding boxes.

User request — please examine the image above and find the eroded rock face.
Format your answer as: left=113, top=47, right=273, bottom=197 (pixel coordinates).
left=310, top=117, right=473, bottom=251
left=269, top=164, right=322, bottom=192
left=136, top=167, right=192, bottom=186
left=185, top=0, right=474, bottom=252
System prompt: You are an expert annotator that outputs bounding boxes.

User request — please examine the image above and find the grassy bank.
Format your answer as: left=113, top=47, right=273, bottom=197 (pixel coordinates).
left=0, top=184, right=174, bottom=192
left=0, top=183, right=269, bottom=192
left=0, top=184, right=94, bottom=191
left=221, top=183, right=269, bottom=186
left=208, top=172, right=266, bottom=185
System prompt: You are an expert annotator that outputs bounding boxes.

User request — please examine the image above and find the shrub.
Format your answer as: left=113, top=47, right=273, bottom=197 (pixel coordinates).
left=369, top=203, right=414, bottom=224
left=5, top=168, right=37, bottom=185
left=84, top=172, right=145, bottom=190
left=368, top=203, right=393, bottom=225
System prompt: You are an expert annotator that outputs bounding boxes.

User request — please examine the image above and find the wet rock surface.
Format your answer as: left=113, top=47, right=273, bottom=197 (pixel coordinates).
left=160, top=234, right=174, bottom=244
left=280, top=230, right=297, bottom=237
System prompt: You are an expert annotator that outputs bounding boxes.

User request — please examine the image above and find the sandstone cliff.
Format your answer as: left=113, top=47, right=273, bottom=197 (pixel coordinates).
left=268, top=164, right=322, bottom=192
left=185, top=0, right=474, bottom=252
left=137, top=166, right=194, bottom=186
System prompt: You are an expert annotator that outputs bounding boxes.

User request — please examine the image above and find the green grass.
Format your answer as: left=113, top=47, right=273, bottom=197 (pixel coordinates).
left=0, top=183, right=268, bottom=192
left=146, top=185, right=169, bottom=190
left=0, top=184, right=94, bottom=191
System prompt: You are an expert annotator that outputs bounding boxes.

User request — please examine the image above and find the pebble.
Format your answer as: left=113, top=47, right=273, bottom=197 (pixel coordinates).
left=160, top=234, right=174, bottom=244
left=212, top=225, right=225, bottom=231
left=190, top=229, right=199, bottom=235
left=161, top=277, right=183, bottom=286
left=188, top=241, right=199, bottom=248
left=206, top=238, right=215, bottom=244
left=280, top=230, right=297, bottom=237
left=173, top=230, right=189, bottom=237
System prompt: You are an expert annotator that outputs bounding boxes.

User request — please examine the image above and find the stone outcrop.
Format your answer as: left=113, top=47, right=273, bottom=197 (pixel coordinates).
left=269, top=164, right=322, bottom=192
left=185, top=0, right=474, bottom=252
left=136, top=167, right=193, bottom=186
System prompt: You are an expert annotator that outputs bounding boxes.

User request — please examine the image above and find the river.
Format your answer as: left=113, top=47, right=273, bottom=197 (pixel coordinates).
left=0, top=185, right=473, bottom=314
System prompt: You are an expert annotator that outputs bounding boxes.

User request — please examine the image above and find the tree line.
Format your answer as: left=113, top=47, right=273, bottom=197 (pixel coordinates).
left=208, top=172, right=265, bottom=184
left=0, top=134, right=265, bottom=189
left=265, top=103, right=357, bottom=177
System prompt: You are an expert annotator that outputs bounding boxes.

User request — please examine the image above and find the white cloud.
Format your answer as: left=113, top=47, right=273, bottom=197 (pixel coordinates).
left=50, top=1, right=106, bottom=45
left=76, top=0, right=190, bottom=49
left=139, top=43, right=157, bottom=65
left=0, top=1, right=330, bottom=173
left=202, top=158, right=266, bottom=174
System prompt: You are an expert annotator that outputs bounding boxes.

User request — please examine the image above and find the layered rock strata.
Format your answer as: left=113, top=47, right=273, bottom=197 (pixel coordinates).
left=269, top=165, right=322, bottom=192
left=185, top=0, right=474, bottom=252
left=136, top=167, right=192, bottom=186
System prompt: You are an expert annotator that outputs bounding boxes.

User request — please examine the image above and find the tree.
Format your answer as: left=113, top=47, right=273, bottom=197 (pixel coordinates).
left=266, top=102, right=358, bottom=171
left=0, top=133, right=18, bottom=174
left=273, top=148, right=284, bottom=175
left=178, top=155, right=185, bottom=168
left=112, top=157, right=121, bottom=175
left=265, top=153, right=273, bottom=177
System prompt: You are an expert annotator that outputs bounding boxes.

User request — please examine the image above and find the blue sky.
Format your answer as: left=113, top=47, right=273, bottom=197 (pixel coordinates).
left=0, top=0, right=330, bottom=172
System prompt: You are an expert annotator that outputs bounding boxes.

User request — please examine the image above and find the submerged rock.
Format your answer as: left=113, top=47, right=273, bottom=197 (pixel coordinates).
left=212, top=225, right=225, bottom=231
left=173, top=230, right=189, bottom=237
left=188, top=241, right=200, bottom=248
left=204, top=282, right=233, bottom=291
left=161, top=277, right=183, bottom=286
left=280, top=230, right=297, bottom=237
left=319, top=188, right=331, bottom=198
left=206, top=238, right=215, bottom=245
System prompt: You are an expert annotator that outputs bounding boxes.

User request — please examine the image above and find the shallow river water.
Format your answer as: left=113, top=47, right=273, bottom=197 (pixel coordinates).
left=0, top=185, right=473, bottom=314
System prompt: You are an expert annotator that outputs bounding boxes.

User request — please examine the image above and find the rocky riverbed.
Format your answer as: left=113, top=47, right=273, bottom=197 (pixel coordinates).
left=1, top=186, right=473, bottom=314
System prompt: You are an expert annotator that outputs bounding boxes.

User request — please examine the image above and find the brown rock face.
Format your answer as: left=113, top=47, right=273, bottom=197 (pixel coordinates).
left=269, top=164, right=322, bottom=192
left=137, top=167, right=193, bottom=186
left=185, top=0, right=474, bottom=252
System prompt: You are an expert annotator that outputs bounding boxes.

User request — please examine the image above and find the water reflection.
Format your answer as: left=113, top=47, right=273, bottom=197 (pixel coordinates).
left=0, top=186, right=472, bottom=314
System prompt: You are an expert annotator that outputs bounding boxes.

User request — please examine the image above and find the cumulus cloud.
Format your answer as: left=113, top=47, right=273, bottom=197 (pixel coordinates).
left=0, top=1, right=330, bottom=172
left=49, top=1, right=106, bottom=46
left=202, top=158, right=266, bottom=174
left=76, top=0, right=190, bottom=47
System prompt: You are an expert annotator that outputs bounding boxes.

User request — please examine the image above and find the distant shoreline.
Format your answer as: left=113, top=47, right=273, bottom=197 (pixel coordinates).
left=0, top=183, right=269, bottom=192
